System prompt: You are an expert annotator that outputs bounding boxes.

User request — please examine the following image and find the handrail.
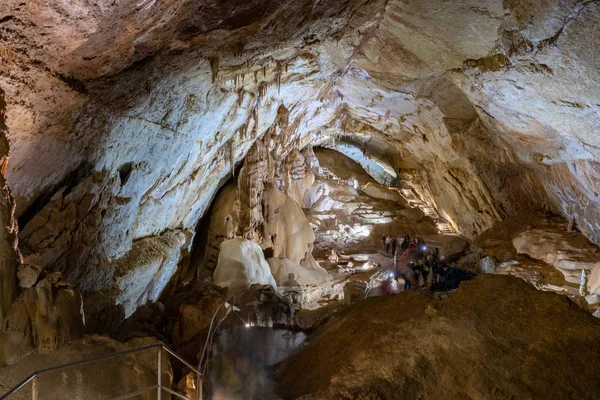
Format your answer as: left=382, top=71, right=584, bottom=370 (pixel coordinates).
left=0, top=342, right=202, bottom=400
left=198, top=296, right=234, bottom=375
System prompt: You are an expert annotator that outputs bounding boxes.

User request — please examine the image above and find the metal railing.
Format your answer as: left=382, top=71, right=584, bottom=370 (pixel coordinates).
left=0, top=343, right=202, bottom=400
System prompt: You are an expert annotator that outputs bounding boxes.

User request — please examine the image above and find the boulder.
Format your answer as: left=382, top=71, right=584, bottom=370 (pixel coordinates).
left=457, top=253, right=483, bottom=270
left=16, top=264, right=43, bottom=288
left=1, top=275, right=84, bottom=366
left=469, top=244, right=483, bottom=254
left=213, top=238, right=277, bottom=293
left=172, top=290, right=227, bottom=347
left=427, top=235, right=469, bottom=262
left=343, top=281, right=369, bottom=305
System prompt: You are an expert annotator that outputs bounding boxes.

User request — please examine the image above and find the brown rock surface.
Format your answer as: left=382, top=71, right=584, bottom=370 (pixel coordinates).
left=276, top=275, right=600, bottom=399
left=0, top=335, right=170, bottom=399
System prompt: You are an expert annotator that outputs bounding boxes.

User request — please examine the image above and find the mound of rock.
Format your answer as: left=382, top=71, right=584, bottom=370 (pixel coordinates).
left=276, top=275, right=600, bottom=399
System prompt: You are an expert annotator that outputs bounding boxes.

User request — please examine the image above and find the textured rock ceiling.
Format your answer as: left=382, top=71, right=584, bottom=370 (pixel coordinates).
left=0, top=1, right=599, bottom=301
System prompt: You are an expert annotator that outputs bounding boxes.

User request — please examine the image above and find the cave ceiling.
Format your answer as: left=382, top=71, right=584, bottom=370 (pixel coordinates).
left=1, top=0, right=599, bottom=251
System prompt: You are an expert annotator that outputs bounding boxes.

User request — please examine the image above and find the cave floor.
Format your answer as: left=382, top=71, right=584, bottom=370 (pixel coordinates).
left=277, top=274, right=600, bottom=399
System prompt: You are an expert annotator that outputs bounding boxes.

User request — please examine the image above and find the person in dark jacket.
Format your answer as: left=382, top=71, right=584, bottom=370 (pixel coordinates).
left=421, top=258, right=431, bottom=288
left=401, top=234, right=410, bottom=252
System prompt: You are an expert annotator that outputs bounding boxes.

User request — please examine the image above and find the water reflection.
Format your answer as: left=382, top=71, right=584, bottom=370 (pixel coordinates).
left=208, top=326, right=306, bottom=400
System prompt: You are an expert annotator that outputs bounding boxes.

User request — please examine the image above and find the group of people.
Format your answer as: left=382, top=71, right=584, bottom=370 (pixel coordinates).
left=381, top=233, right=477, bottom=292
left=382, top=233, right=412, bottom=256
left=382, top=233, right=427, bottom=259
left=393, top=241, right=437, bottom=290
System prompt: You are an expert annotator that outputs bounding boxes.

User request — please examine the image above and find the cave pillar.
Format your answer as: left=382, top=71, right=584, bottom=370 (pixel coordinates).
left=0, top=88, right=21, bottom=328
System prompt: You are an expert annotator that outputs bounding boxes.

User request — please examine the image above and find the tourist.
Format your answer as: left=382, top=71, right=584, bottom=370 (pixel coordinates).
left=401, top=234, right=410, bottom=253
left=385, top=235, right=393, bottom=253
left=391, top=236, right=397, bottom=256
left=411, top=260, right=422, bottom=288
left=397, top=263, right=414, bottom=291
left=421, top=258, right=431, bottom=288
left=433, top=247, right=440, bottom=263
left=382, top=235, right=386, bottom=250
left=284, top=273, right=300, bottom=287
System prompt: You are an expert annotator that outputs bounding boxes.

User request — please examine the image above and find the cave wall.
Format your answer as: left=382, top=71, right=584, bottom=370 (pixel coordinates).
left=0, top=88, right=20, bottom=326
left=0, top=0, right=598, bottom=324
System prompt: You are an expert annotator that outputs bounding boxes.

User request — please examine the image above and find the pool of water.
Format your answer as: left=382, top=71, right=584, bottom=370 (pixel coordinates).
left=207, top=326, right=307, bottom=400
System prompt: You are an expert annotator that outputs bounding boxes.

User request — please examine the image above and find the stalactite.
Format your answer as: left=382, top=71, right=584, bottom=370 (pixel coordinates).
left=275, top=61, right=283, bottom=94
left=257, top=81, right=268, bottom=103
left=210, top=57, right=219, bottom=83
left=229, top=140, right=235, bottom=178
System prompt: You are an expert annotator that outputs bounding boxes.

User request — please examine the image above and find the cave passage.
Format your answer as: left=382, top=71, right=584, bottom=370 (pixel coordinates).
left=1, top=0, right=600, bottom=398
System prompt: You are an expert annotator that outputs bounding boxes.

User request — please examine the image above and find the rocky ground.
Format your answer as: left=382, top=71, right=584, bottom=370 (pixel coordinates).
left=277, top=275, right=600, bottom=400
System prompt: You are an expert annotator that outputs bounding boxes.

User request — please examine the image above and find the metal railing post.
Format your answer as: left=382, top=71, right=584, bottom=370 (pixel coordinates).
left=31, top=376, right=38, bottom=400
left=196, top=374, right=201, bottom=400
left=157, top=348, right=162, bottom=400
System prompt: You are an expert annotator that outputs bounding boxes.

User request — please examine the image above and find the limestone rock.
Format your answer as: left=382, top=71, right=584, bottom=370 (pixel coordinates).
left=16, top=264, right=42, bottom=288
left=268, top=257, right=331, bottom=287
left=1, top=274, right=84, bottom=366
left=478, top=256, right=496, bottom=274
left=213, top=238, right=277, bottom=293
left=277, top=275, right=600, bottom=399
left=2, top=0, right=600, bottom=338
left=171, top=284, right=228, bottom=347
left=360, top=183, right=403, bottom=203
left=343, top=281, right=369, bottom=305
left=0, top=89, right=20, bottom=327
left=587, top=262, right=600, bottom=297
left=115, top=230, right=190, bottom=318
left=429, top=236, right=469, bottom=262
left=513, top=229, right=600, bottom=284
left=458, top=253, right=483, bottom=270
left=0, top=335, right=172, bottom=397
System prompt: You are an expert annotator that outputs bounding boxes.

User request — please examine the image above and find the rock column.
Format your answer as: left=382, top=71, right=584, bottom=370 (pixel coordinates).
left=0, top=88, right=21, bottom=327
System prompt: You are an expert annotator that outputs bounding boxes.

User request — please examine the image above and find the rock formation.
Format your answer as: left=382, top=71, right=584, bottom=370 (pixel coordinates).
left=213, top=238, right=277, bottom=293
left=277, top=275, right=600, bottom=399
left=0, top=0, right=599, bottom=370
left=0, top=89, right=20, bottom=327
